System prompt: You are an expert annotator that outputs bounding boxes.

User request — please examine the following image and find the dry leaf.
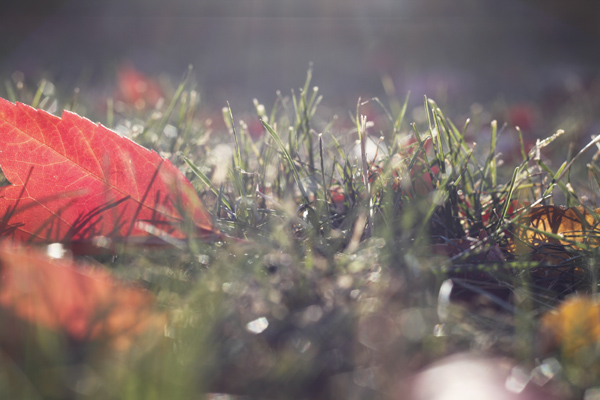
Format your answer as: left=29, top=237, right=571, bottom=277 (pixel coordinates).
left=0, top=244, right=166, bottom=351
left=508, top=205, right=600, bottom=264
left=540, top=296, right=600, bottom=358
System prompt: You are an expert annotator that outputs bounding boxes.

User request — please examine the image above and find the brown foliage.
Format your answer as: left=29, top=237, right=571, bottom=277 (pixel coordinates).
left=508, top=205, right=600, bottom=264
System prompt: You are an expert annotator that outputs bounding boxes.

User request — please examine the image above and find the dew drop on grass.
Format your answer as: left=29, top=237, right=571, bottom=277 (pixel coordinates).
left=530, top=358, right=561, bottom=386
left=163, top=124, right=178, bottom=138
left=433, top=323, right=446, bottom=337
left=246, top=317, right=268, bottom=334
left=505, top=366, right=530, bottom=394
left=437, top=279, right=453, bottom=322
left=47, top=243, right=66, bottom=259
left=299, top=305, right=323, bottom=325
left=92, top=236, right=112, bottom=249
left=367, top=271, right=380, bottom=283
left=291, top=336, right=311, bottom=353
left=336, top=274, right=353, bottom=289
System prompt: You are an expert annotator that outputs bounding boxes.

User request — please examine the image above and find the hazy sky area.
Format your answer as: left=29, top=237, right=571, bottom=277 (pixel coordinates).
left=1, top=0, right=599, bottom=113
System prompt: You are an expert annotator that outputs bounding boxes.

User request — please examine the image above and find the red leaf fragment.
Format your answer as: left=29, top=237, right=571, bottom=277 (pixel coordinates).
left=0, top=98, right=216, bottom=247
left=117, top=63, right=163, bottom=109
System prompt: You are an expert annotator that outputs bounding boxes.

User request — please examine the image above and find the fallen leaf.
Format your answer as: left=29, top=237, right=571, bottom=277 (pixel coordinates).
left=515, top=205, right=600, bottom=246
left=117, top=63, right=163, bottom=109
left=540, top=296, right=600, bottom=359
left=0, top=98, right=216, bottom=248
left=508, top=205, right=600, bottom=263
left=0, top=244, right=165, bottom=350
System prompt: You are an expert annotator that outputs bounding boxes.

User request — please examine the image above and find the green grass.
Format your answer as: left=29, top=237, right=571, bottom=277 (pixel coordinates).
left=3, top=67, right=600, bottom=399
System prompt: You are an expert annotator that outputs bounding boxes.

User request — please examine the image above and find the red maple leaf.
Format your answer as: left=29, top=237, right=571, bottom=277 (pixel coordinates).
left=0, top=98, right=216, bottom=247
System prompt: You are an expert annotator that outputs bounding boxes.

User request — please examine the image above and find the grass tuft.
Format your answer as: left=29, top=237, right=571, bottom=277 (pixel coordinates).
left=2, top=67, right=600, bottom=398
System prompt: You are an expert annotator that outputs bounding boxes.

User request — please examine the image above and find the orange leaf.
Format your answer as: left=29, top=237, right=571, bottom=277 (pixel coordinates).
left=540, top=296, right=600, bottom=358
left=508, top=205, right=600, bottom=263
left=0, top=244, right=165, bottom=350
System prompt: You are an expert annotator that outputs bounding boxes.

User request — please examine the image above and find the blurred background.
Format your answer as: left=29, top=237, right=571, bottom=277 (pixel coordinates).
left=0, top=0, right=599, bottom=117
